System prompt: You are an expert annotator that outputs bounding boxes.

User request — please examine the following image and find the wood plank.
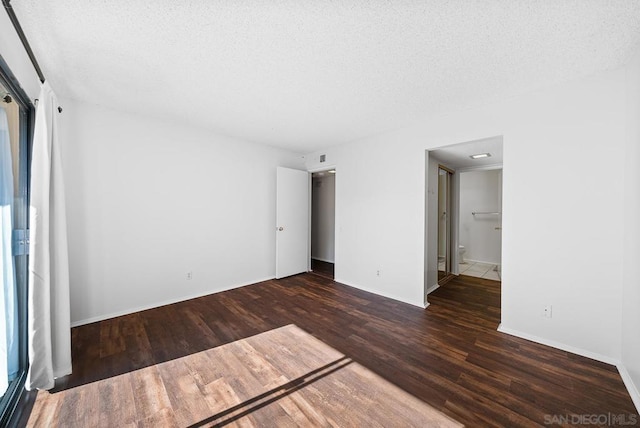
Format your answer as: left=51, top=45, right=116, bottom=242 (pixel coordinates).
left=97, top=373, right=137, bottom=427
left=130, top=365, right=173, bottom=422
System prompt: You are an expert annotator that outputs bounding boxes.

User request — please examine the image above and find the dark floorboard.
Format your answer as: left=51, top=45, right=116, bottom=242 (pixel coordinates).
left=310, top=259, right=334, bottom=279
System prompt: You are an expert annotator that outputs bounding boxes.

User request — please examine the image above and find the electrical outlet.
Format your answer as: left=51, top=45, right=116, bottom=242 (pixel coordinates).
left=543, top=305, right=552, bottom=318
left=187, top=271, right=193, bottom=280
left=376, top=270, right=382, bottom=277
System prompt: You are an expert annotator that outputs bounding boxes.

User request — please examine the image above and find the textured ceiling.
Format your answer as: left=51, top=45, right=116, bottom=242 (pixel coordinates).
left=11, top=1, right=640, bottom=153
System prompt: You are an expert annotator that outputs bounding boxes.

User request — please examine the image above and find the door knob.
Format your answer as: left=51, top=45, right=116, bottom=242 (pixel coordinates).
left=278, top=227, right=284, bottom=231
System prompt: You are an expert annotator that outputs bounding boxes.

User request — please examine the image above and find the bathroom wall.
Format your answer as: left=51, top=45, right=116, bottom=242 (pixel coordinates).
left=311, top=173, right=335, bottom=263
left=459, top=169, right=502, bottom=264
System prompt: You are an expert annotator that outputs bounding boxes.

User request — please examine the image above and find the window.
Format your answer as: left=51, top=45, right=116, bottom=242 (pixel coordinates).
left=0, top=53, right=33, bottom=425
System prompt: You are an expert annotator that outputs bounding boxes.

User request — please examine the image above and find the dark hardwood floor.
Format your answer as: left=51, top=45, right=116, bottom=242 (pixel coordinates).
left=22, top=273, right=639, bottom=427
left=310, top=259, right=334, bottom=280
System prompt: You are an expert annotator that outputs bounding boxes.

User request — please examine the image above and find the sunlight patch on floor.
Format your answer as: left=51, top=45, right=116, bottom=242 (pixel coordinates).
left=27, top=325, right=462, bottom=427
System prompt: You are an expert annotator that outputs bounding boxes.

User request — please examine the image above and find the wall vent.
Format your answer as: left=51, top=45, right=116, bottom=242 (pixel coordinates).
left=320, top=154, right=326, bottom=162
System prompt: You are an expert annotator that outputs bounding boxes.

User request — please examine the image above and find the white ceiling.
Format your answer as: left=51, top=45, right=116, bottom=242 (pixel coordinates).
left=12, top=1, right=640, bottom=153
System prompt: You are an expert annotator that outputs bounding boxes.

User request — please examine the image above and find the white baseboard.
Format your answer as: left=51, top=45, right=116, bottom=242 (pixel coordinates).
left=311, top=257, right=335, bottom=264
left=70, top=276, right=276, bottom=327
left=618, top=364, right=640, bottom=414
left=462, top=258, right=500, bottom=266
left=496, top=324, right=620, bottom=366
left=497, top=324, right=640, bottom=412
left=334, top=277, right=427, bottom=309
left=426, top=283, right=440, bottom=295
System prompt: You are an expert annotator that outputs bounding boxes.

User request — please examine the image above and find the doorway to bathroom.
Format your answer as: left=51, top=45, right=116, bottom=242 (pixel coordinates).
left=425, top=136, right=503, bottom=302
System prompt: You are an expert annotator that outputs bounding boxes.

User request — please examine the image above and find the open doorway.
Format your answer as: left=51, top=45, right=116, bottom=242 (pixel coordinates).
left=311, top=170, right=335, bottom=279
left=425, top=136, right=503, bottom=301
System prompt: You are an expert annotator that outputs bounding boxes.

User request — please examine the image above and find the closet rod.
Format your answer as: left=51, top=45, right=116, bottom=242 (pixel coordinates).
left=2, top=0, right=45, bottom=83
left=2, top=0, right=62, bottom=112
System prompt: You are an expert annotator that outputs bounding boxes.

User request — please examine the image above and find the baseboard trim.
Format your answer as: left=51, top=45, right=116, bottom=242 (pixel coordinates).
left=311, top=257, right=335, bottom=264
left=426, top=283, right=440, bottom=295
left=618, top=364, right=640, bottom=414
left=463, top=258, right=500, bottom=266
left=334, top=277, right=426, bottom=309
left=496, top=324, right=620, bottom=366
left=70, top=276, right=276, bottom=327
left=496, top=324, right=640, bottom=407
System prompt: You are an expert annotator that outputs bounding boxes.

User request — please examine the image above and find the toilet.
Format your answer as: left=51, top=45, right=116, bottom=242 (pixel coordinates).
left=459, top=245, right=466, bottom=264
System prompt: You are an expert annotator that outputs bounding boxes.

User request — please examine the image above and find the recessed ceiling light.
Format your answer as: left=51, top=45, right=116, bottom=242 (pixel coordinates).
left=470, top=153, right=491, bottom=159
left=328, top=170, right=336, bottom=173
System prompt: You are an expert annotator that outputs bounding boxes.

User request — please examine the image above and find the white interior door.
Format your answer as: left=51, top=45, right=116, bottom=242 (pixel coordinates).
left=276, top=167, right=309, bottom=279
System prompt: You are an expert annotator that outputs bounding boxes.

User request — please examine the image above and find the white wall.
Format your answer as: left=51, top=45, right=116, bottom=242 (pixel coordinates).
left=58, top=98, right=304, bottom=325
left=307, top=139, right=426, bottom=306
left=311, top=174, right=335, bottom=263
left=622, top=53, right=640, bottom=410
left=459, top=169, right=502, bottom=264
left=305, top=62, right=634, bottom=366
left=3, top=22, right=307, bottom=327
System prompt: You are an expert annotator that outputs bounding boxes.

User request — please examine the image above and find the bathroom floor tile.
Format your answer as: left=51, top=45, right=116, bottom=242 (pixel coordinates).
left=482, top=270, right=501, bottom=281
left=474, top=263, right=493, bottom=269
left=465, top=266, right=491, bottom=274
left=458, top=262, right=501, bottom=281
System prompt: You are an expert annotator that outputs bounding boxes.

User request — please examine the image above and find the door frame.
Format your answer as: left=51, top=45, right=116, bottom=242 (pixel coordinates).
left=307, top=165, right=337, bottom=276
left=437, top=165, right=456, bottom=285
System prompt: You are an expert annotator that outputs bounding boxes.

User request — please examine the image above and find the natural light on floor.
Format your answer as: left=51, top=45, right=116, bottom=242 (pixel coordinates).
left=26, top=324, right=461, bottom=427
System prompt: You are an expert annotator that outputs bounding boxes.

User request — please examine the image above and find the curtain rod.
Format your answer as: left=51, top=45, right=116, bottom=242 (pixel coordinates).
left=2, top=0, right=62, bottom=112
left=2, top=0, right=45, bottom=83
